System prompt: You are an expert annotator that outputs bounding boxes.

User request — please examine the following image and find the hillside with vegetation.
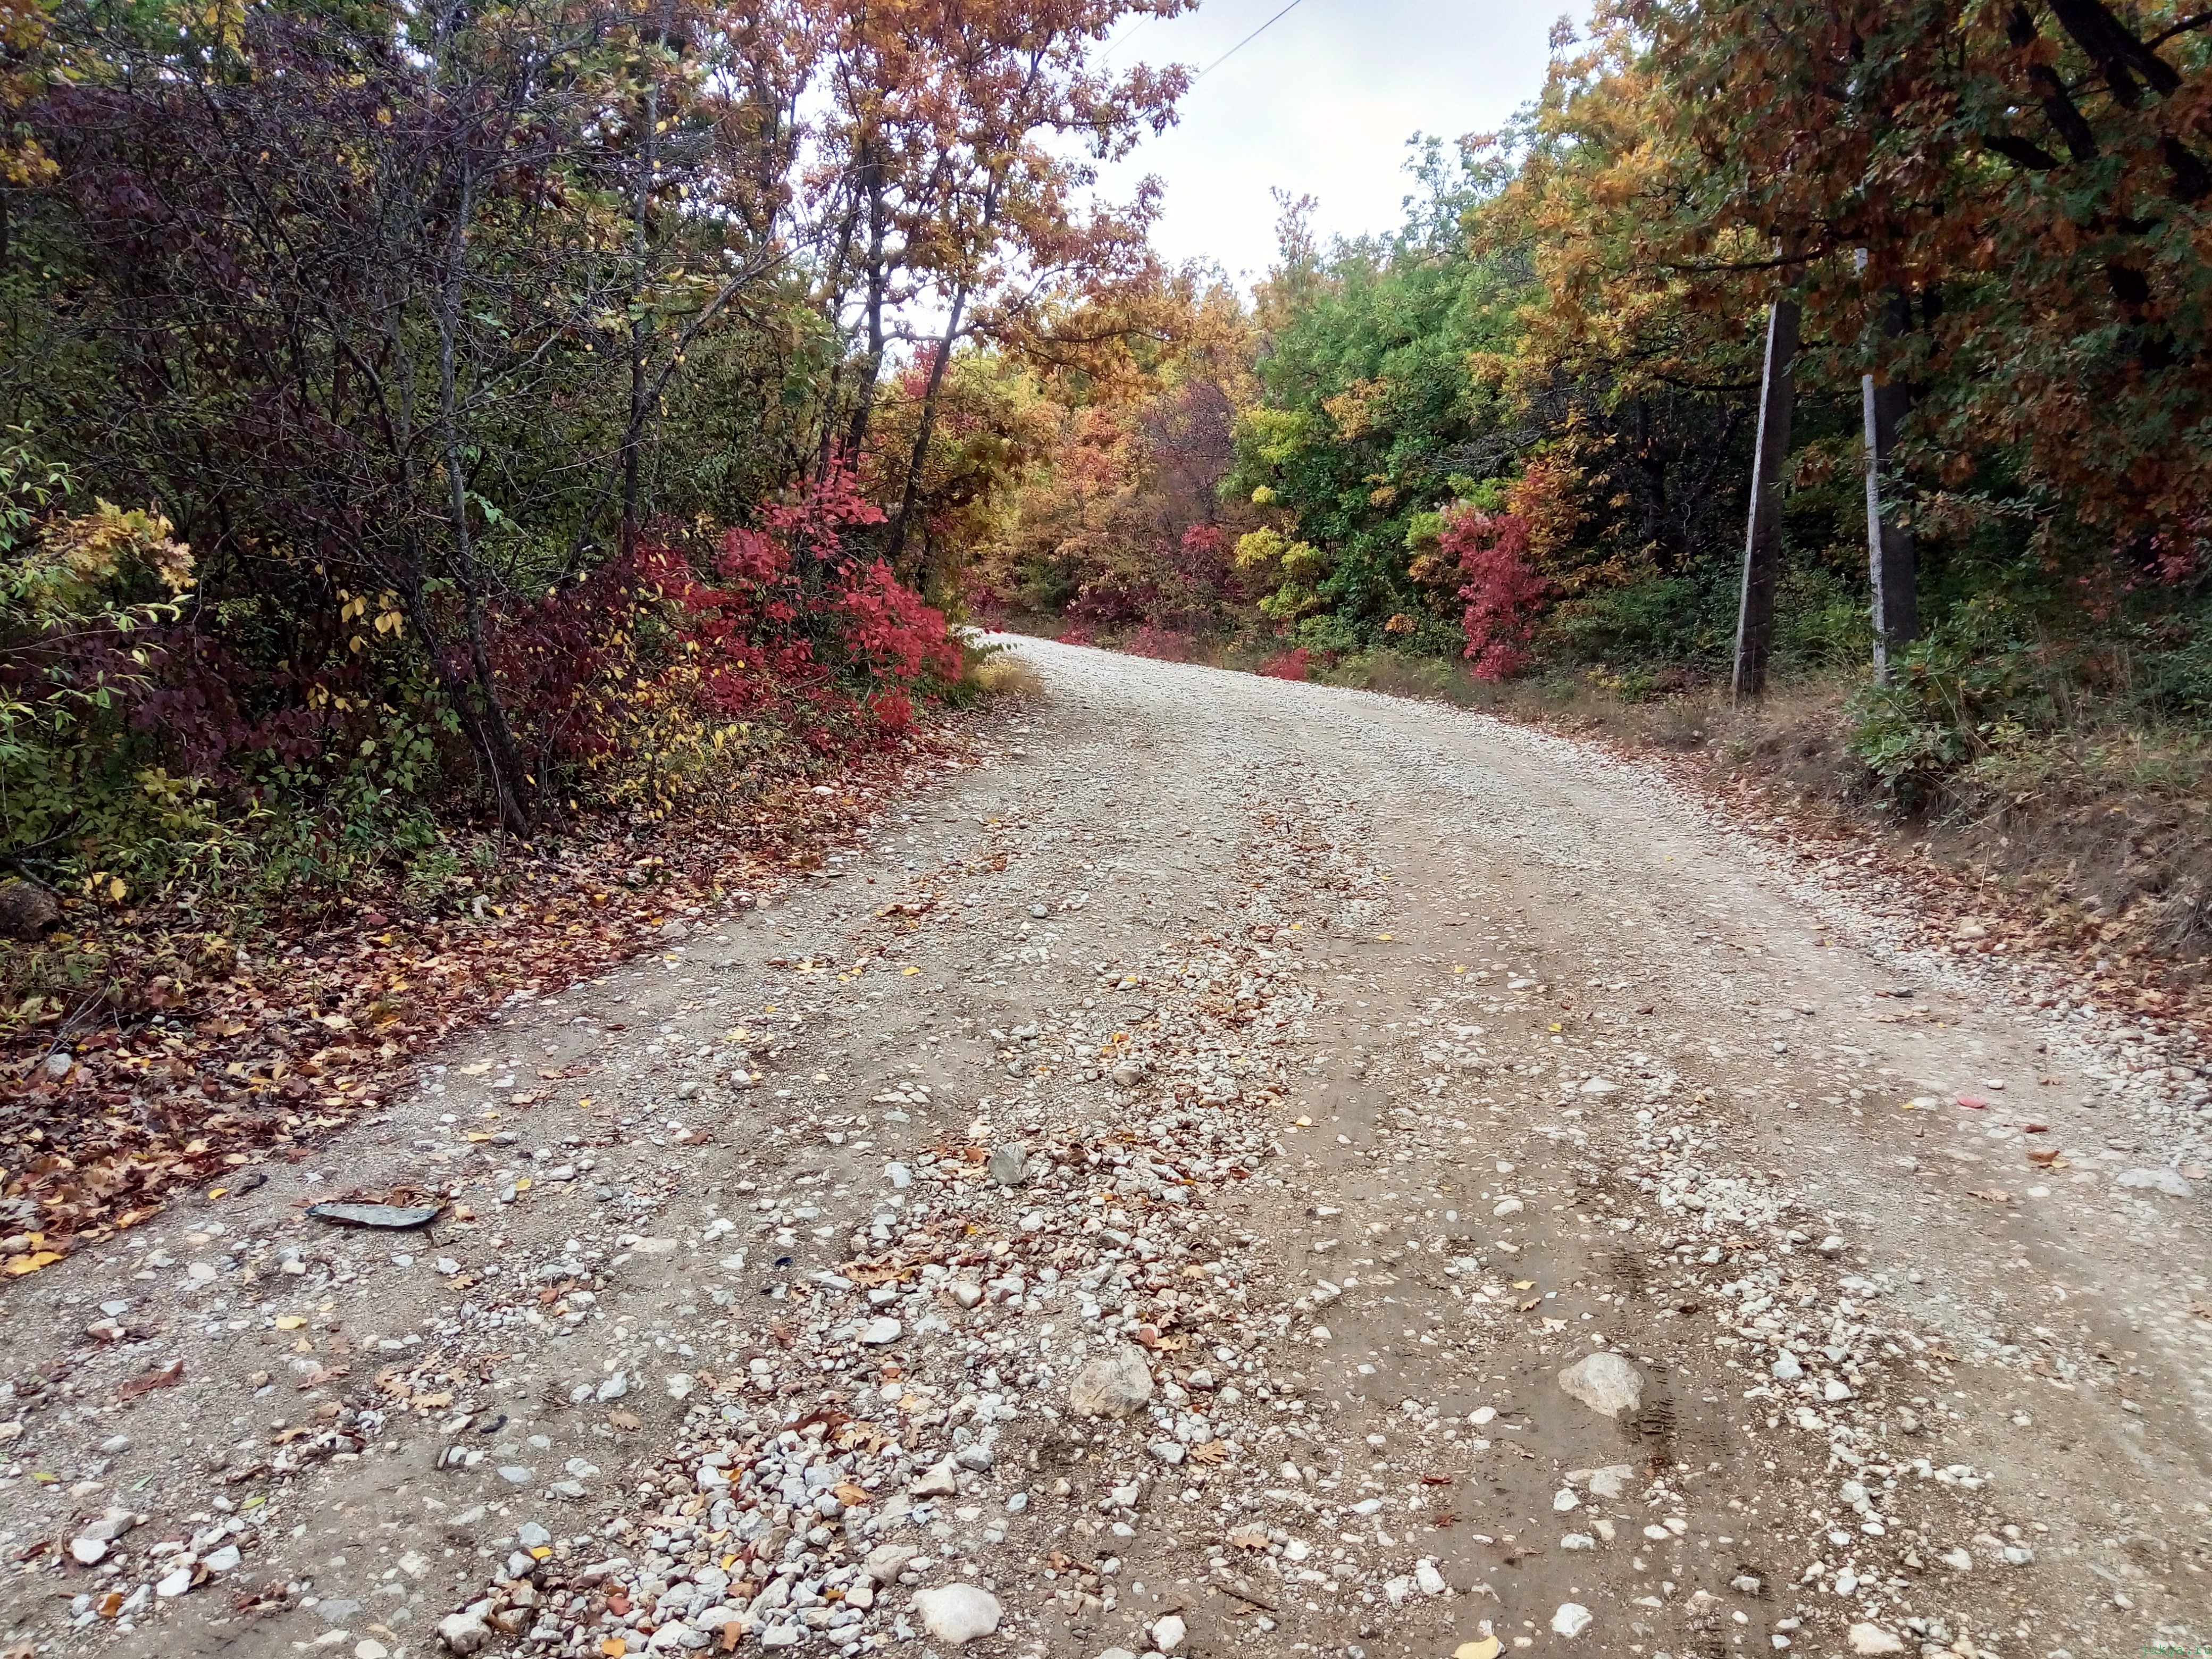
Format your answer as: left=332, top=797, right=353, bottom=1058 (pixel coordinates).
left=961, top=0, right=2212, bottom=985
left=0, top=0, right=1198, bottom=1228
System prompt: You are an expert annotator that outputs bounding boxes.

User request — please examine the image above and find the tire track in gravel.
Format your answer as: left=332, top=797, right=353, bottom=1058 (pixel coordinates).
left=0, top=638, right=2203, bottom=1659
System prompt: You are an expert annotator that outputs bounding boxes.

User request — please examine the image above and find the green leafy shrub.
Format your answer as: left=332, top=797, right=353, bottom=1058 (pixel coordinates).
left=1847, top=599, right=2052, bottom=803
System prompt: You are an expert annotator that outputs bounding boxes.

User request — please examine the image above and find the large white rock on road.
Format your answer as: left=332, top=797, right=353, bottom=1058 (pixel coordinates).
left=1848, top=1624, right=1906, bottom=1655
left=1556, top=1351, right=1645, bottom=1418
left=1068, top=1344, right=1154, bottom=1417
left=912, top=1583, right=1002, bottom=1645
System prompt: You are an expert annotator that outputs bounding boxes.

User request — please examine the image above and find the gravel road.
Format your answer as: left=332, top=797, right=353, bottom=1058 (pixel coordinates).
left=1, top=637, right=2207, bottom=1659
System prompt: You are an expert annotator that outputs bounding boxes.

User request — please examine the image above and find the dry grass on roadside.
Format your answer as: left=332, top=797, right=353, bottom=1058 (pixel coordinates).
left=966, top=651, right=1044, bottom=699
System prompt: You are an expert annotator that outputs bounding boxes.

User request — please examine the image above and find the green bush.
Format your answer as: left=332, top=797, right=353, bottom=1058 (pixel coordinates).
left=1847, top=598, right=2052, bottom=803
left=1539, top=571, right=1735, bottom=669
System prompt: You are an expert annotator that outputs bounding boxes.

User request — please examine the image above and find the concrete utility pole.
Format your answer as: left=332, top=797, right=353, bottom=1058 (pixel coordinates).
left=1863, top=289, right=1916, bottom=679
left=1732, top=294, right=1800, bottom=700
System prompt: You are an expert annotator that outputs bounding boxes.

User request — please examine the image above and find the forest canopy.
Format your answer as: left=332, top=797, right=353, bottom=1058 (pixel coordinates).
left=0, top=0, right=1189, bottom=905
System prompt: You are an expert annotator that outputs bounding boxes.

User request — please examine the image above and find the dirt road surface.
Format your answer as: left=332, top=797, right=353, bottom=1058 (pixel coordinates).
left=1, top=638, right=2207, bottom=1659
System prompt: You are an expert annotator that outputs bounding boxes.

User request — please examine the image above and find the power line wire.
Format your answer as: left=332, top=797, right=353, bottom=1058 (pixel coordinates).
left=1191, top=0, right=1315, bottom=82
left=1099, top=12, right=1159, bottom=64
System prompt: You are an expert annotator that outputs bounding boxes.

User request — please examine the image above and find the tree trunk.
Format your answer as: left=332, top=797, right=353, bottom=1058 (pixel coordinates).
left=1732, top=295, right=1799, bottom=701
left=618, top=0, right=673, bottom=557
left=1863, top=290, right=1916, bottom=680
left=837, top=155, right=891, bottom=465
left=397, top=567, right=531, bottom=839
left=434, top=156, right=532, bottom=836
left=884, top=283, right=967, bottom=580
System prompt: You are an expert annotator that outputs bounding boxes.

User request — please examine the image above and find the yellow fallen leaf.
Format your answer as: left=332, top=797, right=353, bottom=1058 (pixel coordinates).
left=208, top=1187, right=228, bottom=1200
left=274, top=1316, right=306, bottom=1330
left=515, top=1178, right=532, bottom=1191
left=4, top=1250, right=62, bottom=1276
left=531, top=1545, right=552, bottom=1560
left=1453, top=964, right=1465, bottom=974
left=1377, top=933, right=1393, bottom=942
left=1456, top=1639, right=1502, bottom=1659
left=1513, top=1279, right=1534, bottom=1290
left=1293, top=1116, right=1312, bottom=1127
left=601, top=1641, right=627, bottom=1658
left=460, top=1061, right=492, bottom=1076
left=902, top=966, right=919, bottom=976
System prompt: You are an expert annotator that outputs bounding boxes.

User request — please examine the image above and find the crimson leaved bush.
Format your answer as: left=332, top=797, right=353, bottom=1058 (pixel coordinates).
left=493, top=465, right=959, bottom=790
left=1444, top=507, right=1546, bottom=680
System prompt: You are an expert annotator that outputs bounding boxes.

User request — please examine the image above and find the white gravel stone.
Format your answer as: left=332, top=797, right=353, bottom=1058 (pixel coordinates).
left=1557, top=1351, right=1644, bottom=1418
left=911, top=1583, right=1001, bottom=1645
left=1068, top=1344, right=1154, bottom=1417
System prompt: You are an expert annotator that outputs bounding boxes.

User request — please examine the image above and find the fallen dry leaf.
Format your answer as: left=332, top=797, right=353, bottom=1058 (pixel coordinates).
left=116, top=1358, right=183, bottom=1400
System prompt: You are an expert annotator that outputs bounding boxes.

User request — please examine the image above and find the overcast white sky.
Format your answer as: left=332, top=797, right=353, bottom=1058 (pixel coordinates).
left=1090, top=0, right=1569, bottom=285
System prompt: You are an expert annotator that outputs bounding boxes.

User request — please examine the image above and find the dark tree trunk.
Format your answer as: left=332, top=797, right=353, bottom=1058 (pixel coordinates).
left=1733, top=296, right=1799, bottom=700
left=1863, top=289, right=1917, bottom=680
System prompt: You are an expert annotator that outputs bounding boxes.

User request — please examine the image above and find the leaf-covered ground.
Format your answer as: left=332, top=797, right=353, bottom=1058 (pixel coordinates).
left=0, top=725, right=977, bottom=1273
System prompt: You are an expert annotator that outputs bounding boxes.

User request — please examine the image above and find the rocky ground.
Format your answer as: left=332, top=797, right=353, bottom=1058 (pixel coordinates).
left=0, top=636, right=2206, bottom=1659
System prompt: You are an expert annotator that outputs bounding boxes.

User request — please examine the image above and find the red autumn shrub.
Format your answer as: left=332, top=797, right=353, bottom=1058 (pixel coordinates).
left=1443, top=506, right=1546, bottom=679
left=1259, top=646, right=1313, bottom=681
left=493, top=461, right=958, bottom=783
left=1123, top=625, right=1195, bottom=661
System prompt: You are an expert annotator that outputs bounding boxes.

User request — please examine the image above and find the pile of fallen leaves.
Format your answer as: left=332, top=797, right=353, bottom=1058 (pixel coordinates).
left=0, top=723, right=980, bottom=1275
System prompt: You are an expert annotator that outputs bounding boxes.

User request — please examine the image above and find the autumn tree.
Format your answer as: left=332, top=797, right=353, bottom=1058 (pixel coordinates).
left=800, top=0, right=1193, bottom=593
left=1547, top=0, right=2212, bottom=576
left=969, top=265, right=1260, bottom=635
